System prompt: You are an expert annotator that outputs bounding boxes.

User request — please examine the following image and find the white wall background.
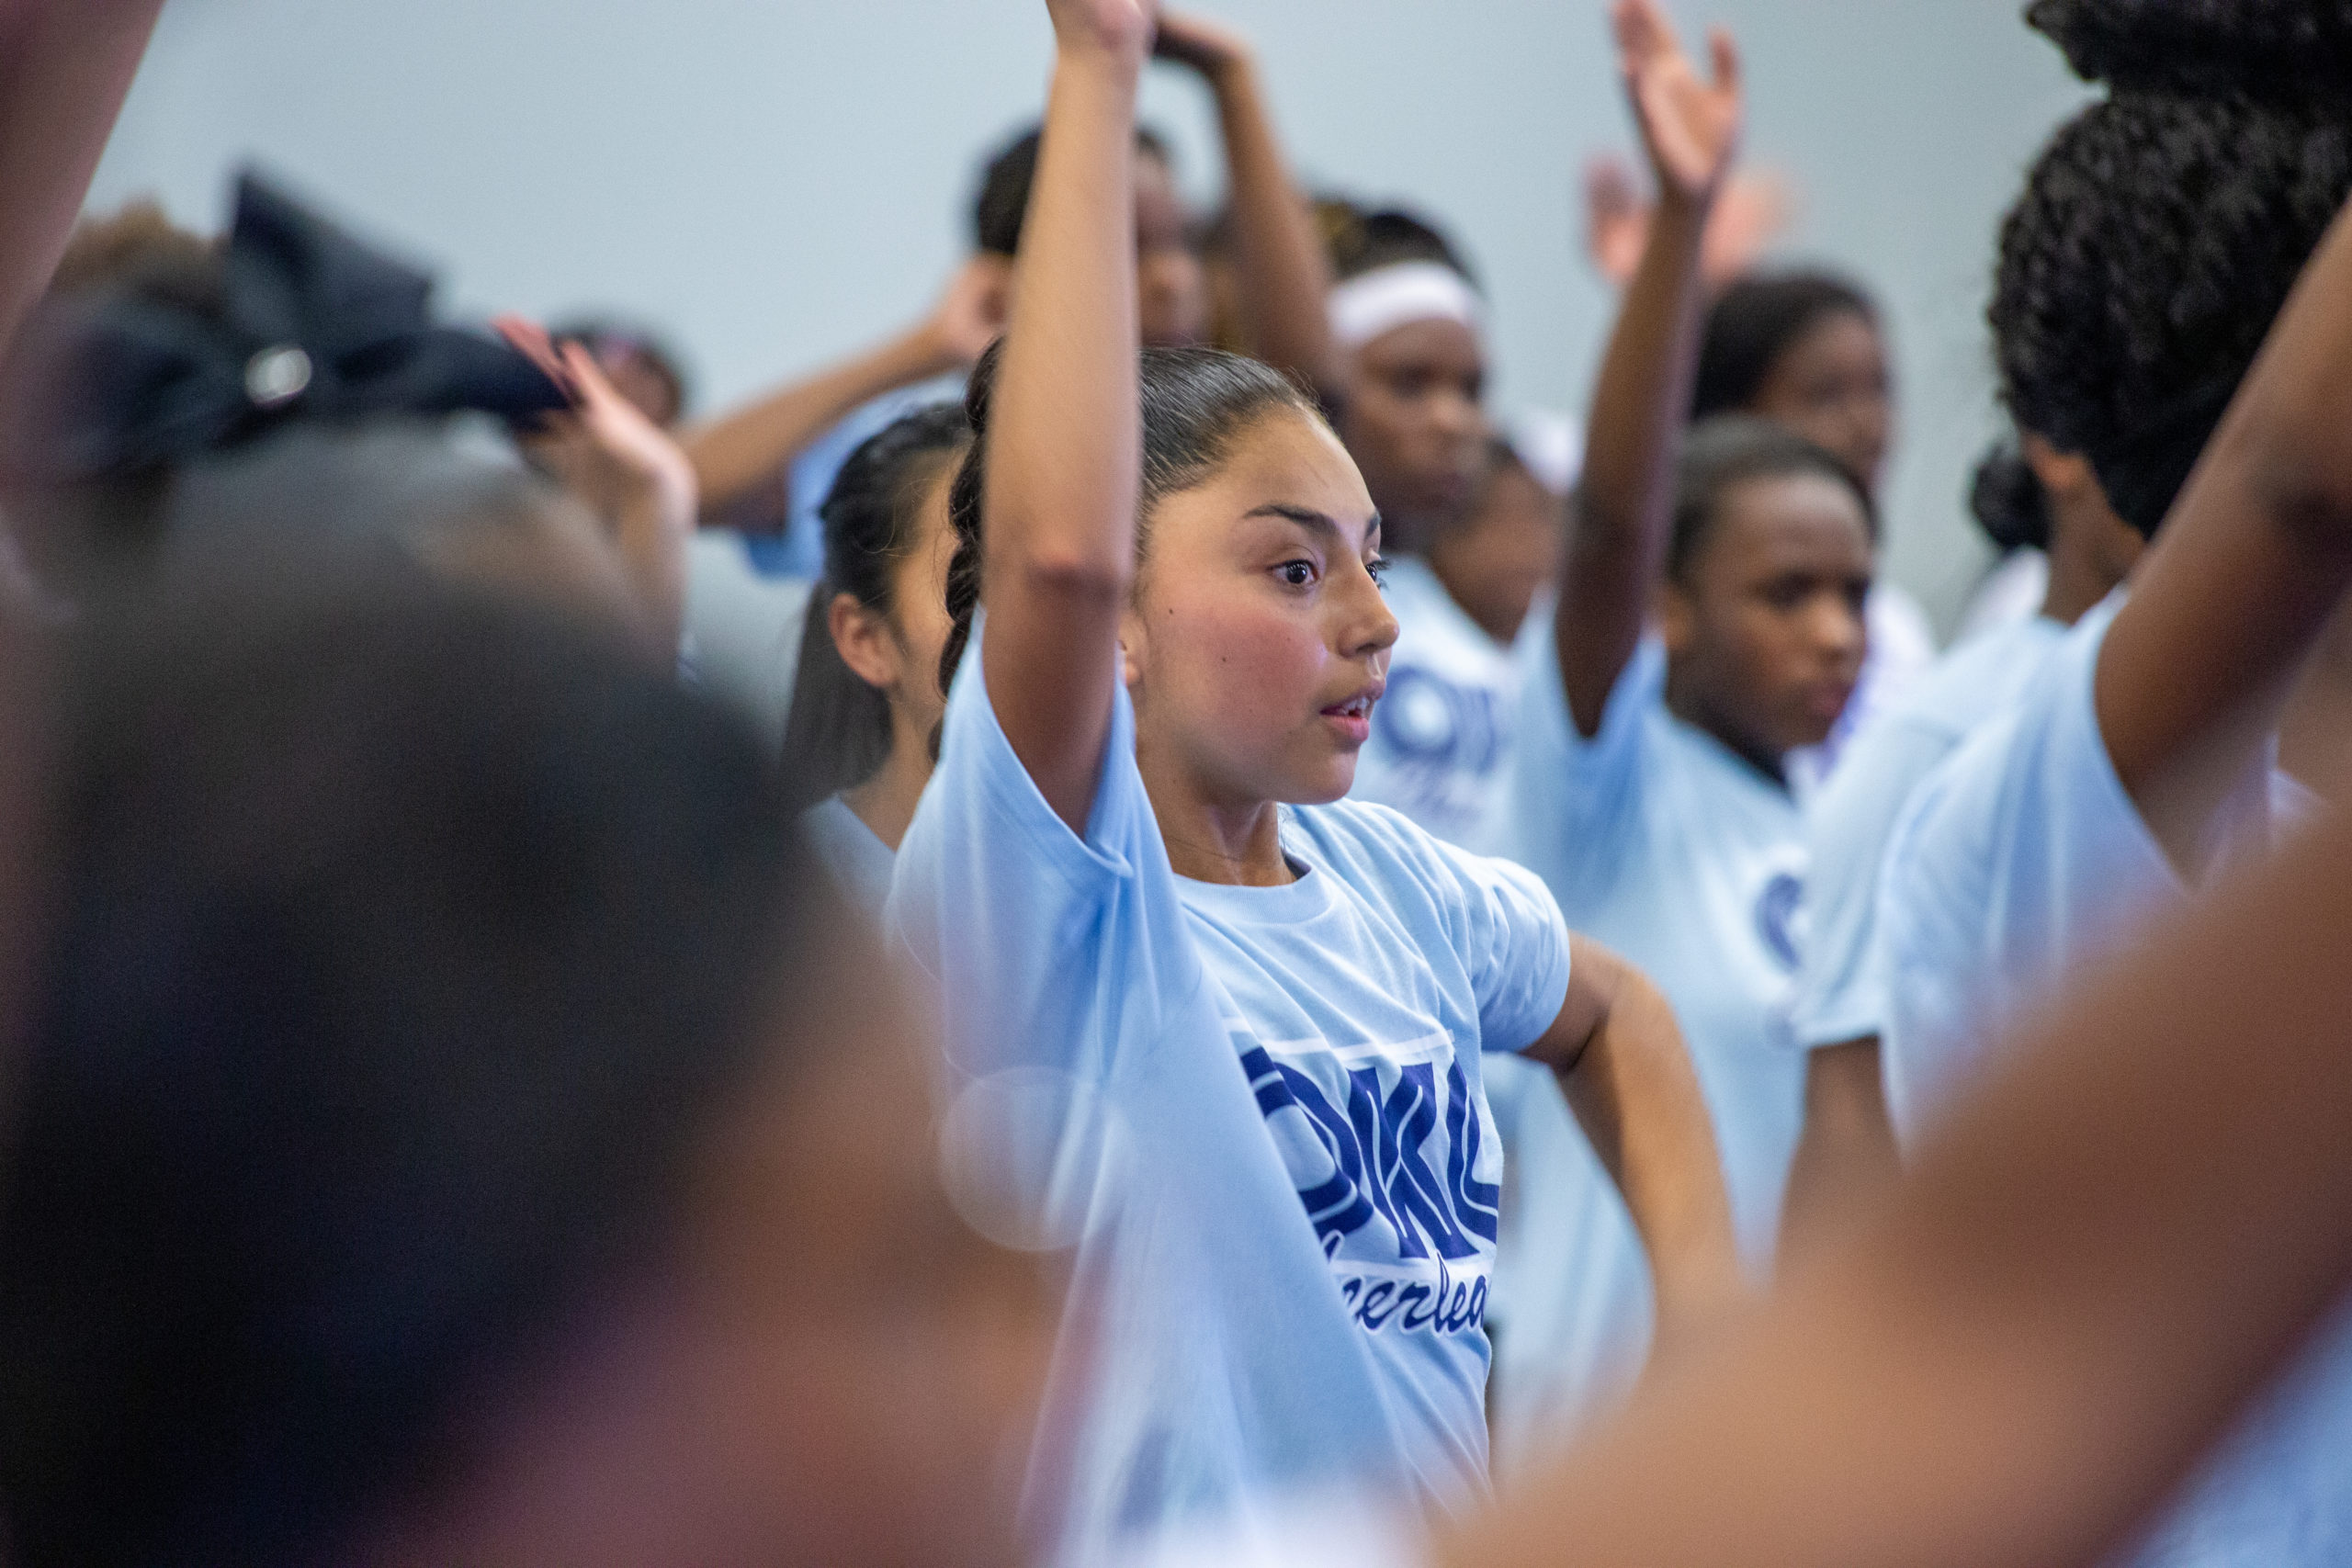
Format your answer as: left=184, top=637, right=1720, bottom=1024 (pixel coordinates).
left=87, top=0, right=2090, bottom=626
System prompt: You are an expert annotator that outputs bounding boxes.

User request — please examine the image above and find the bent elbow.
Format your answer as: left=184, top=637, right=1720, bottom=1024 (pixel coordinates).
left=2245, top=438, right=2352, bottom=564
left=1002, top=546, right=1134, bottom=609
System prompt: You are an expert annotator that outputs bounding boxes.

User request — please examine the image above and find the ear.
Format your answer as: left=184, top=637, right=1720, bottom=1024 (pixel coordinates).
left=2019, top=430, right=2097, bottom=506
left=1656, top=577, right=1699, bottom=659
left=829, top=592, right=905, bottom=694
left=1117, top=602, right=1148, bottom=694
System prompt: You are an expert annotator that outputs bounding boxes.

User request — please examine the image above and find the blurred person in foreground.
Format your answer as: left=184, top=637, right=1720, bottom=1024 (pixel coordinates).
left=3, top=173, right=697, bottom=662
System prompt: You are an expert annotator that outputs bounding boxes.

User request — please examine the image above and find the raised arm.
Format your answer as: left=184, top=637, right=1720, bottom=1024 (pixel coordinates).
left=982, top=0, right=1152, bottom=830
left=1154, top=11, right=1341, bottom=393
left=1556, top=0, right=1737, bottom=735
left=0, top=0, right=168, bottom=359
left=498, top=316, right=698, bottom=658
left=2098, top=193, right=2352, bottom=868
left=680, top=257, right=1004, bottom=517
left=1525, top=934, right=1743, bottom=1344
left=1439, top=799, right=2352, bottom=1568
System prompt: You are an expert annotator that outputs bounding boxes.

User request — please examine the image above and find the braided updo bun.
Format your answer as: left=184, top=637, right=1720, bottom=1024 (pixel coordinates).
left=2026, top=0, right=2352, bottom=98
left=1991, top=1, right=2352, bottom=536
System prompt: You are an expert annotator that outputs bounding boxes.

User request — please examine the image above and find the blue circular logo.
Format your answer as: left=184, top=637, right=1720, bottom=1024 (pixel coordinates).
left=1754, top=871, right=1804, bottom=973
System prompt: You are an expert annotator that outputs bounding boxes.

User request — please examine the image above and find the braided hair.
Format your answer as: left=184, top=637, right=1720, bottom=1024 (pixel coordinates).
left=1993, top=0, right=2352, bottom=536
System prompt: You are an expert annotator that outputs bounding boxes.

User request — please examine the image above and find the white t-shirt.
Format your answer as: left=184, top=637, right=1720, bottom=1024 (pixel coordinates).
left=1792, top=614, right=2067, bottom=1051
left=1349, top=555, right=1523, bottom=846
left=888, top=617, right=1571, bottom=1562
left=1875, top=598, right=2176, bottom=1134
left=1955, top=547, right=2051, bottom=646
left=1875, top=595, right=2352, bottom=1567
left=798, top=794, right=894, bottom=925
left=1478, top=623, right=1804, bottom=1459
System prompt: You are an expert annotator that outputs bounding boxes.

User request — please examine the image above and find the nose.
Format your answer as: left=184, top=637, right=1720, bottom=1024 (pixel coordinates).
left=1841, top=394, right=1892, bottom=488
left=1430, top=386, right=1484, bottom=445
left=1137, top=249, right=1206, bottom=346
left=1341, top=558, right=1401, bottom=659
left=1812, top=589, right=1869, bottom=669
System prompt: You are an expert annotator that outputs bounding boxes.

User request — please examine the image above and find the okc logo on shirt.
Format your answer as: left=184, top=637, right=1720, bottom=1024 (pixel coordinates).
left=1754, top=869, right=1804, bottom=974
left=1237, top=1037, right=1497, bottom=1336
left=1373, top=668, right=1504, bottom=773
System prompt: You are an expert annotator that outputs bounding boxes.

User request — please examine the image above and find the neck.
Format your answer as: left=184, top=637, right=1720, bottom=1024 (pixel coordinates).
left=1425, top=546, right=1521, bottom=646
left=2039, top=525, right=2117, bottom=627
left=1134, top=733, right=1293, bottom=886
left=1662, top=664, right=1790, bottom=790
left=841, top=709, right=936, bottom=852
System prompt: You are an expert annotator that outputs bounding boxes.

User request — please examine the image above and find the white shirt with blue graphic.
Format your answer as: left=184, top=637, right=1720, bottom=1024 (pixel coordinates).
left=888, top=615, right=1571, bottom=1563
left=1477, top=625, right=1805, bottom=1463
left=1349, top=555, right=1525, bottom=846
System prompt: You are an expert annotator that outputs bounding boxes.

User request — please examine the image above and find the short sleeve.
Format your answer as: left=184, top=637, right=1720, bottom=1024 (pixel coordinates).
left=1790, top=715, right=1958, bottom=1050
left=1877, top=609, right=2178, bottom=1144
left=887, top=612, right=1204, bottom=1087
left=1413, top=829, right=1573, bottom=1055
left=1482, top=609, right=1660, bottom=888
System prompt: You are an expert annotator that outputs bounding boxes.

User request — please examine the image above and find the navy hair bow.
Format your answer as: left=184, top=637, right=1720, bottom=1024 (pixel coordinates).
left=36, top=170, right=567, bottom=481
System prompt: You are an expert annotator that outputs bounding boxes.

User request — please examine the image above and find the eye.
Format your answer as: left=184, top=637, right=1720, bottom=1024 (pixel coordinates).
left=1367, top=555, right=1393, bottom=589
left=1276, top=559, right=1318, bottom=588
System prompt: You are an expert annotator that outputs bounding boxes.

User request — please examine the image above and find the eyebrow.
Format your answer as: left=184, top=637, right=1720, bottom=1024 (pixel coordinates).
left=1243, top=502, right=1384, bottom=550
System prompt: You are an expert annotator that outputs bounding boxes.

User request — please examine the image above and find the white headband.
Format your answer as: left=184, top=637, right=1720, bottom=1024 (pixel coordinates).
left=1327, top=261, right=1483, bottom=352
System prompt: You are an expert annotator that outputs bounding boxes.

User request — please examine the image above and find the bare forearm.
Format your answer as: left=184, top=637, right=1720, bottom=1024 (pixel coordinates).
left=684, top=321, right=956, bottom=515
left=0, top=0, right=167, bottom=358
left=1777, top=1038, right=1899, bottom=1264
left=612, top=488, right=692, bottom=658
left=1560, top=964, right=1741, bottom=1328
left=1207, top=54, right=1340, bottom=391
left=1556, top=189, right=1711, bottom=733
left=982, top=40, right=1142, bottom=827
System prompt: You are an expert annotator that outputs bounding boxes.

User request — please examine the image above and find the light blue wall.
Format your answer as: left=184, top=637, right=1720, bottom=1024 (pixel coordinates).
left=88, top=0, right=2089, bottom=624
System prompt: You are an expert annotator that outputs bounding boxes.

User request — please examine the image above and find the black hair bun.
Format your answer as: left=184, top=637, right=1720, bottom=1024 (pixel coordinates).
left=1969, top=438, right=2052, bottom=554
left=2027, top=0, right=2352, bottom=97
left=1321, top=200, right=1480, bottom=288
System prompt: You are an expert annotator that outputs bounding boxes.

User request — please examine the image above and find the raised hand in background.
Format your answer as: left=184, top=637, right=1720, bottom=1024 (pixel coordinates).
left=1586, top=152, right=1794, bottom=292
left=497, top=314, right=697, bottom=657
left=1614, top=0, right=1742, bottom=205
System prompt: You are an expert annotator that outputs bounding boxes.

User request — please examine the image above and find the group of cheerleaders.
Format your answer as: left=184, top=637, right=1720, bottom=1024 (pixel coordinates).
left=8, top=0, right=2352, bottom=1563
left=772, top=0, right=2352, bottom=1558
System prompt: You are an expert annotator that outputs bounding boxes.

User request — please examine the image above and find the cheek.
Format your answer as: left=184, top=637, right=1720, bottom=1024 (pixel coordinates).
left=1143, top=591, right=1329, bottom=725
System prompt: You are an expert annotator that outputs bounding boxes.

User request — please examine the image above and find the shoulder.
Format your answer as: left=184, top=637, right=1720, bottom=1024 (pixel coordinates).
left=1287, top=797, right=1452, bottom=886
left=1885, top=616, right=2069, bottom=746
left=1293, top=798, right=1559, bottom=925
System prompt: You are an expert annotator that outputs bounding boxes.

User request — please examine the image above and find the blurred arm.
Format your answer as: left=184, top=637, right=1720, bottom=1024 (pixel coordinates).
left=680, top=259, right=1003, bottom=518
left=1159, top=13, right=1342, bottom=392
left=981, top=1, right=1150, bottom=830
left=1528, top=934, right=1743, bottom=1340
left=1555, top=1, right=1737, bottom=735
left=0, top=0, right=167, bottom=357
left=2098, top=191, right=2352, bottom=868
